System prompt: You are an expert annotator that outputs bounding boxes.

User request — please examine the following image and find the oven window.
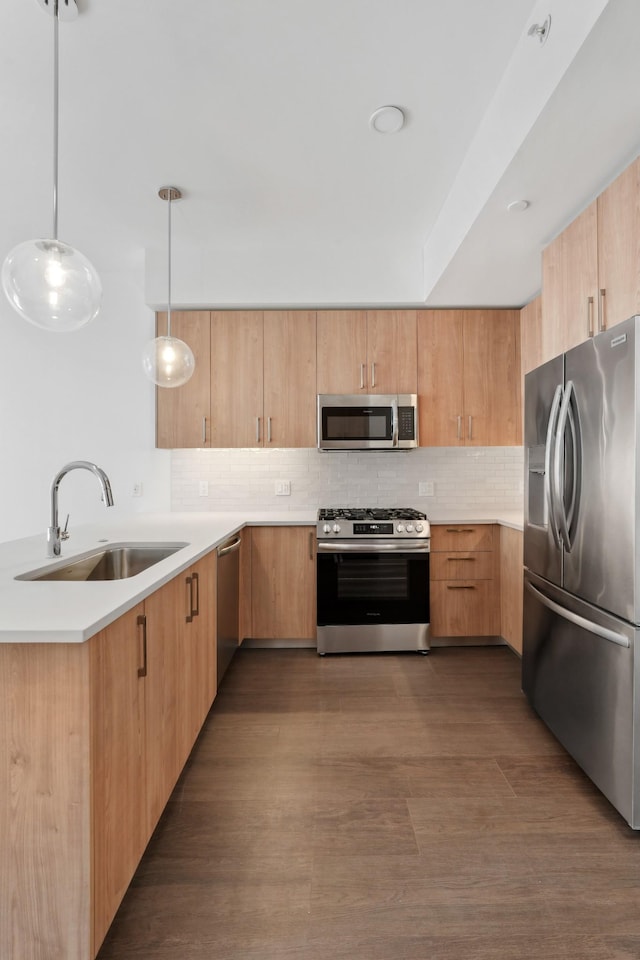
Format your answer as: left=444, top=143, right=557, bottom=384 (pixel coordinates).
left=317, top=551, right=429, bottom=626
left=322, top=407, right=392, bottom=441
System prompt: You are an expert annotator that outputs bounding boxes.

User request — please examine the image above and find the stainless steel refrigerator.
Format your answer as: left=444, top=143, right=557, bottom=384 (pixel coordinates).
left=523, top=313, right=640, bottom=829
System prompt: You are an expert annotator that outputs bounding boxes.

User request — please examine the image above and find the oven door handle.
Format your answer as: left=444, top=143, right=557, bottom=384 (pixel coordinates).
left=317, top=540, right=430, bottom=553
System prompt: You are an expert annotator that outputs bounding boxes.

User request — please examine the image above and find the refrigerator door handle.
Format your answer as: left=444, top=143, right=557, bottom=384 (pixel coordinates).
left=545, top=384, right=564, bottom=548
left=525, top=581, right=630, bottom=648
left=553, top=380, right=580, bottom=552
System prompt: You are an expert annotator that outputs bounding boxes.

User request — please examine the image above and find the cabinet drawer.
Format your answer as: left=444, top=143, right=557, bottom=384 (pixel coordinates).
left=431, top=524, right=495, bottom=552
left=430, top=579, right=499, bottom=637
left=430, top=551, right=495, bottom=581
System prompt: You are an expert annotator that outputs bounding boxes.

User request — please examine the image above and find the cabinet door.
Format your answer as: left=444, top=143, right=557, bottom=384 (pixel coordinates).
left=417, top=311, right=464, bottom=446
left=184, top=550, right=217, bottom=745
left=156, top=310, right=211, bottom=449
left=462, top=310, right=520, bottom=446
left=597, top=156, right=640, bottom=331
left=250, top=526, right=316, bottom=639
left=316, top=310, right=368, bottom=393
left=91, top=603, right=146, bottom=952
left=366, top=310, right=418, bottom=394
left=430, top=579, right=499, bottom=637
left=431, top=524, right=496, bottom=552
left=263, top=312, right=317, bottom=447
left=142, top=574, right=185, bottom=836
left=210, top=311, right=264, bottom=447
left=541, top=201, right=598, bottom=360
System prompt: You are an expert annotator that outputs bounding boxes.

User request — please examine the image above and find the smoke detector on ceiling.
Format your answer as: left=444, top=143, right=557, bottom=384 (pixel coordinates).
left=369, top=106, right=405, bottom=134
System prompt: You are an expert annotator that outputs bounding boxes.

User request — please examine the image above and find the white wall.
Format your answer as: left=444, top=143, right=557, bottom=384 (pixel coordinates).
left=171, top=446, right=524, bottom=518
left=0, top=257, right=170, bottom=545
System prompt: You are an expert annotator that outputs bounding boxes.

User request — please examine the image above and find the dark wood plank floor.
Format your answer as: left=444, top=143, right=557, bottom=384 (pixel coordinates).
left=97, top=647, right=640, bottom=960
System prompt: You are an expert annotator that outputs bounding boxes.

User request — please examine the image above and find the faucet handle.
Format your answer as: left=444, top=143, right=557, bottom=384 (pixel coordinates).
left=61, top=514, right=70, bottom=541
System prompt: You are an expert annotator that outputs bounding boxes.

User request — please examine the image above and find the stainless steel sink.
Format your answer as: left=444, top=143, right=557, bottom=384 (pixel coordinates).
left=16, top=542, right=189, bottom=582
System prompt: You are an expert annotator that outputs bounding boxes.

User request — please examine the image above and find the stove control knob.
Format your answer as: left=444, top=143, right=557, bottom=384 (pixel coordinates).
left=332, top=524, right=341, bottom=534
left=323, top=524, right=331, bottom=534
left=415, top=523, right=424, bottom=533
left=396, top=523, right=405, bottom=533
left=406, top=523, right=414, bottom=533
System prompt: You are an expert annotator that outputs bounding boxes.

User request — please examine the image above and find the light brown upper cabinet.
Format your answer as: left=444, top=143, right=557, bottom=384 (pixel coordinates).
left=316, top=310, right=417, bottom=394
left=417, top=309, right=520, bottom=447
left=541, top=155, right=640, bottom=364
left=156, top=310, right=212, bottom=448
left=209, top=311, right=264, bottom=447
left=263, top=311, right=317, bottom=447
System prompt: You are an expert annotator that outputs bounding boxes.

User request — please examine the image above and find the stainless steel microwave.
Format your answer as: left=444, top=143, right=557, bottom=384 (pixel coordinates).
left=317, top=394, right=418, bottom=450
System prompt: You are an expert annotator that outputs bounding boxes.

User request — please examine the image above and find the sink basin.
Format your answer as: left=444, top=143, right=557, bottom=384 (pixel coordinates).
left=16, top=542, right=189, bottom=582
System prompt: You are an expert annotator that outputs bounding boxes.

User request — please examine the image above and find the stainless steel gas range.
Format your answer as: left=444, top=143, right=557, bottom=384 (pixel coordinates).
left=316, top=508, right=431, bottom=655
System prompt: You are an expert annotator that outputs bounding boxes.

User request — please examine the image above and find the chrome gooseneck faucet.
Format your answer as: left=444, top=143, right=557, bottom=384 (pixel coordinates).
left=47, top=461, right=114, bottom=557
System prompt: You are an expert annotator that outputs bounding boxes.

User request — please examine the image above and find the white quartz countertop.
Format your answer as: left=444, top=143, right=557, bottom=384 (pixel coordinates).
left=0, top=508, right=521, bottom=643
left=427, top=510, right=523, bottom=531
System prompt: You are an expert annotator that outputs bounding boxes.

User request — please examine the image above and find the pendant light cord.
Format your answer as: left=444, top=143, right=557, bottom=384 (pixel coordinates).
left=167, top=191, right=172, bottom=338
left=52, top=0, right=59, bottom=240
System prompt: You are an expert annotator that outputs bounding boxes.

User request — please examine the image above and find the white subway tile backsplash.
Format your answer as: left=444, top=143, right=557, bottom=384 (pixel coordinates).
left=170, top=446, right=523, bottom=514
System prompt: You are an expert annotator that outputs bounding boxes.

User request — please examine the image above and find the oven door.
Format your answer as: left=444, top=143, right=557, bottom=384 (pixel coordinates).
left=317, top=541, right=430, bottom=626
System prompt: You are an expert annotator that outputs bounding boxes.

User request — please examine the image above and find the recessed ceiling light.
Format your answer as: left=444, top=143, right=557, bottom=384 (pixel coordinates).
left=369, top=106, right=405, bottom=134
left=507, top=199, right=530, bottom=213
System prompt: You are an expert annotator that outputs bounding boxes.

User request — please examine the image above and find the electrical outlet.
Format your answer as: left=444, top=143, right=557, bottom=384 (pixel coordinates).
left=132, top=482, right=143, bottom=498
left=198, top=480, right=209, bottom=497
left=419, top=481, right=435, bottom=497
left=275, top=480, right=291, bottom=496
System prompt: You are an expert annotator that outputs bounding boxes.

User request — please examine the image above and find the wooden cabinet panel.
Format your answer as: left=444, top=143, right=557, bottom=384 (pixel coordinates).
left=541, top=201, right=598, bottom=361
left=239, top=527, right=253, bottom=642
left=500, top=526, right=523, bottom=655
left=156, top=310, right=211, bottom=448
left=366, top=310, right=418, bottom=394
left=91, top=604, right=146, bottom=954
left=263, top=312, right=317, bottom=447
left=210, top=311, right=264, bottom=447
left=430, top=579, right=499, bottom=637
left=463, top=310, right=520, bottom=446
left=430, top=524, right=495, bottom=552
left=417, top=310, right=464, bottom=446
left=430, top=551, right=496, bottom=581
left=183, top=550, right=217, bottom=744
left=597, top=156, right=640, bottom=331
left=250, top=526, right=316, bottom=640
left=521, top=296, right=543, bottom=377
left=316, top=310, right=368, bottom=393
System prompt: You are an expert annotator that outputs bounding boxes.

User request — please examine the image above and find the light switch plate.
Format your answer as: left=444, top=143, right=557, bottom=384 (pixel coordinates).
left=198, top=480, right=209, bottom=497
left=419, top=481, right=435, bottom=497
left=275, top=480, right=291, bottom=496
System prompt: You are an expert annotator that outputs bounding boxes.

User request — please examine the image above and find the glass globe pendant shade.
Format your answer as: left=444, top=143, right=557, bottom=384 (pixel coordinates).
left=142, top=334, right=195, bottom=388
left=2, top=238, right=102, bottom=332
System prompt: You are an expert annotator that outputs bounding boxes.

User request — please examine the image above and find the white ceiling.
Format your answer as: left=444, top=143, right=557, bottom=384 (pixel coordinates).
left=2, top=0, right=639, bottom=309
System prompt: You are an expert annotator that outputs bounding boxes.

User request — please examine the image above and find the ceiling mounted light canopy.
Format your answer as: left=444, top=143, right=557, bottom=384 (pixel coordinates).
left=142, top=187, right=195, bottom=389
left=1, top=0, right=102, bottom=332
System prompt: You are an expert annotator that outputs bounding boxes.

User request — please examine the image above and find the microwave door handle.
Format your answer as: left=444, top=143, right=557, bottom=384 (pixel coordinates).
left=545, top=384, right=563, bottom=549
left=391, top=401, right=399, bottom=448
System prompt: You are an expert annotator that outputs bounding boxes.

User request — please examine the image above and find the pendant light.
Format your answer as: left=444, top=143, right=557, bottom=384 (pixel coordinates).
left=1, top=0, right=102, bottom=332
left=141, top=187, right=195, bottom=388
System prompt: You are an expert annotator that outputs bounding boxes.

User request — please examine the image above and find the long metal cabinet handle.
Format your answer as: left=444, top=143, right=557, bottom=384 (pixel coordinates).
left=447, top=584, right=476, bottom=590
left=218, top=536, right=242, bottom=558
left=598, top=288, right=606, bottom=332
left=525, top=581, right=629, bottom=648
left=445, top=528, right=476, bottom=533
left=587, top=296, right=594, bottom=338
left=468, top=415, right=473, bottom=441
left=360, top=363, right=365, bottom=389
left=192, top=571, right=200, bottom=617
left=256, top=417, right=261, bottom=443
left=309, top=532, right=314, bottom=560
left=545, top=384, right=564, bottom=549
left=202, top=417, right=207, bottom=445
left=456, top=415, right=462, bottom=440
left=137, top=614, right=148, bottom=678
left=185, top=574, right=194, bottom=623
left=371, top=362, right=376, bottom=388
left=267, top=417, right=272, bottom=443
left=447, top=556, right=475, bottom=561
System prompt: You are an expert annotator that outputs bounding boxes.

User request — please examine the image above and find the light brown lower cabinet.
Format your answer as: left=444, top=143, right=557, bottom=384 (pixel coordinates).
left=246, top=525, right=316, bottom=641
left=499, top=526, right=523, bottom=654
left=430, top=524, right=500, bottom=638
left=0, top=553, right=217, bottom=960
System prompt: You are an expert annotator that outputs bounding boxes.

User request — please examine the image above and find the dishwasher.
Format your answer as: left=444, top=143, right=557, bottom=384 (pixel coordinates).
left=216, top=534, right=241, bottom=687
